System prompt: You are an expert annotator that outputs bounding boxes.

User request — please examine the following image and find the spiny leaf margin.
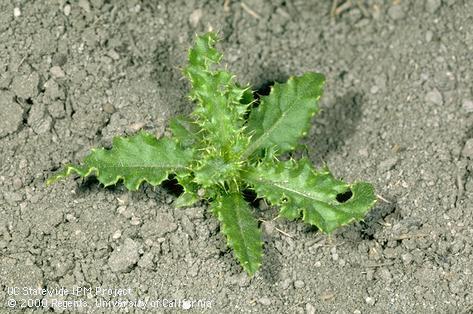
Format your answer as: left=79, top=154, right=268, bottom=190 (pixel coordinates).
left=211, top=193, right=263, bottom=276
left=242, top=158, right=376, bottom=233
left=47, top=132, right=194, bottom=191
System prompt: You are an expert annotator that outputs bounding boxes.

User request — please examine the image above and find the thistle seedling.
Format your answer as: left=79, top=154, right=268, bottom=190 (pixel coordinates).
left=48, top=32, right=376, bottom=275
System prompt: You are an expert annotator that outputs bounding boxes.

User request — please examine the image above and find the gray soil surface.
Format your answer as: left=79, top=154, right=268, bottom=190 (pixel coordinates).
left=1, top=0, right=473, bottom=313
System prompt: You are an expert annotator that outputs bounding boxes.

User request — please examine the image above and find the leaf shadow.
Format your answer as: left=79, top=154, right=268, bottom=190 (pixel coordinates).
left=151, top=40, right=191, bottom=116
left=308, top=91, right=364, bottom=160
left=359, top=198, right=399, bottom=240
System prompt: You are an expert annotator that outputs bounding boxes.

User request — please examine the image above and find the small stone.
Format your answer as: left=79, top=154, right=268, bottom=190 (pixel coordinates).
left=306, top=303, right=316, bottom=314
left=128, top=122, right=146, bottom=132
left=280, top=279, right=292, bottom=290
left=388, top=5, right=405, bottom=20
left=462, top=99, right=473, bottom=113
left=13, top=7, right=21, bottom=17
left=112, top=230, right=122, bottom=240
left=78, top=0, right=91, bottom=12
left=262, top=221, right=276, bottom=236
left=258, top=297, right=271, bottom=306
left=314, top=261, right=322, bottom=267
left=238, top=272, right=250, bottom=287
left=44, top=79, right=64, bottom=100
left=50, top=66, right=65, bottom=78
left=189, top=9, right=203, bottom=27
left=461, top=139, right=473, bottom=159
left=102, top=102, right=115, bottom=113
left=138, top=252, right=154, bottom=269
left=425, top=0, right=441, bottom=13
left=107, top=49, right=120, bottom=60
left=294, top=280, right=305, bottom=289
left=65, top=213, right=76, bottom=222
left=108, top=238, right=139, bottom=273
left=64, top=4, right=71, bottom=16
left=11, top=72, right=40, bottom=99
left=28, top=103, right=52, bottom=134
left=370, top=85, right=379, bottom=94
left=425, top=30, right=434, bottom=42
left=354, top=310, right=362, bottom=314
left=425, top=88, right=443, bottom=105
left=141, top=213, right=177, bottom=238
left=377, top=268, right=392, bottom=282
left=378, top=157, right=398, bottom=173
left=0, top=92, right=23, bottom=137
left=13, top=178, right=23, bottom=190
left=130, top=216, right=141, bottom=226
left=48, top=101, right=66, bottom=119
left=332, top=253, right=339, bottom=261
left=365, top=296, right=376, bottom=306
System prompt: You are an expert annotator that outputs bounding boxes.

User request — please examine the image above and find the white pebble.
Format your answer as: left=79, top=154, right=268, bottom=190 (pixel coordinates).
left=365, top=297, right=376, bottom=306
left=259, top=297, right=271, bottom=306
left=64, top=4, right=71, bottom=16
left=294, top=280, right=305, bottom=289
left=112, top=230, right=122, bottom=240
left=462, top=99, right=473, bottom=113
left=130, top=216, right=141, bottom=226
left=50, top=66, right=65, bottom=78
left=13, top=7, right=21, bottom=17
left=306, top=303, right=316, bottom=314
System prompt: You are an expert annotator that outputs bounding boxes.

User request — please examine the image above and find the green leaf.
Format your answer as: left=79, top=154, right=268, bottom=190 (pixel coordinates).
left=244, top=72, right=325, bottom=159
left=211, top=193, right=263, bottom=275
left=184, top=33, right=250, bottom=152
left=169, top=115, right=200, bottom=148
left=47, top=132, right=194, bottom=191
left=173, top=173, right=200, bottom=208
left=243, top=158, right=376, bottom=233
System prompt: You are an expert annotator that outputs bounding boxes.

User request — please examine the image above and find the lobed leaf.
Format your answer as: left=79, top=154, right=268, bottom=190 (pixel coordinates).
left=184, top=33, right=250, bottom=152
left=244, top=72, right=325, bottom=159
left=211, top=193, right=263, bottom=275
left=243, top=158, right=376, bottom=233
left=47, top=132, right=194, bottom=191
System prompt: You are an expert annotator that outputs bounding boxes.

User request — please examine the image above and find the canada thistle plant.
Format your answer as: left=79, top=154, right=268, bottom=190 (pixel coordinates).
left=48, top=32, right=376, bottom=275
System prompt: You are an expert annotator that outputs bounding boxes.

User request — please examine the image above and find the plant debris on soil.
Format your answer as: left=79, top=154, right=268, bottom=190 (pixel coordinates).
left=1, top=1, right=472, bottom=313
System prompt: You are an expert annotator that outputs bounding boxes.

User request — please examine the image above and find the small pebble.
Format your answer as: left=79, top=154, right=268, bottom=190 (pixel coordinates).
left=78, top=0, right=91, bottom=12
left=425, top=0, right=442, bottom=13
left=259, top=297, right=271, bottom=306
left=378, top=157, right=398, bottom=173
left=306, top=303, right=316, bottom=314
left=370, top=85, right=379, bottom=94
left=354, top=310, right=361, bottom=314
left=64, top=4, right=71, bottom=16
left=462, top=99, right=473, bottom=113
left=13, top=7, right=21, bottom=17
left=112, top=230, right=122, bottom=240
left=102, top=102, right=115, bottom=113
left=314, top=261, right=321, bottom=267
left=13, top=178, right=23, bottom=190
left=189, top=9, right=203, bottom=27
left=388, top=5, right=405, bottom=20
left=461, top=139, right=473, bottom=158
left=50, top=66, right=65, bottom=78
left=425, top=30, right=434, bottom=42
left=107, top=49, right=120, bottom=60
left=425, top=88, right=443, bottom=105
left=365, top=297, right=376, bottom=306
left=294, top=280, right=305, bottom=289
left=332, top=253, right=339, bottom=261
left=65, top=213, right=76, bottom=222
left=130, top=216, right=141, bottom=226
